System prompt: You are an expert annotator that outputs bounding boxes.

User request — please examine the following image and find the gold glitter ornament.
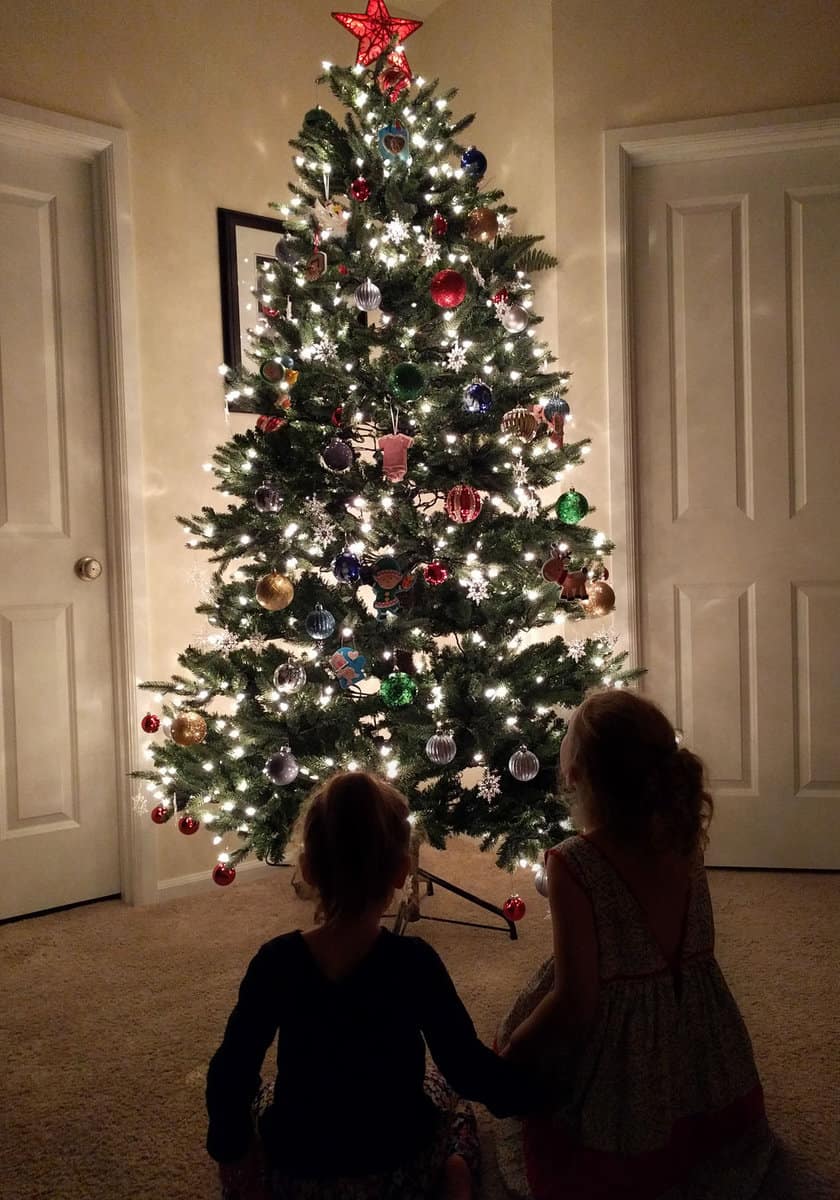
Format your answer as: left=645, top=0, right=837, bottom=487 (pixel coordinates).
left=585, top=580, right=616, bottom=617
left=466, top=206, right=499, bottom=243
left=170, top=711, right=207, bottom=747
left=255, top=573, right=294, bottom=611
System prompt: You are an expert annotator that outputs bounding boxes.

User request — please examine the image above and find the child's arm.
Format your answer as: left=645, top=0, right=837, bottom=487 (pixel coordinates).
left=503, top=850, right=598, bottom=1065
left=206, top=944, right=280, bottom=1164
left=415, top=939, right=542, bottom=1116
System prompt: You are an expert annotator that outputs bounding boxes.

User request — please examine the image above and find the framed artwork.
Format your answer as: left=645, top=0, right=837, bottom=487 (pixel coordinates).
left=217, top=207, right=287, bottom=372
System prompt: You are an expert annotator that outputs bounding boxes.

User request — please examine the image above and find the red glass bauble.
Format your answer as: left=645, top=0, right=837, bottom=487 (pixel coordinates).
left=431, top=211, right=448, bottom=237
left=178, top=814, right=200, bottom=836
left=261, top=306, right=280, bottom=318
left=256, top=415, right=285, bottom=434
left=492, top=288, right=510, bottom=306
left=150, top=804, right=169, bottom=825
left=331, top=405, right=345, bottom=428
left=503, top=894, right=526, bottom=922
left=445, top=484, right=482, bottom=524
left=338, top=264, right=348, bottom=276
left=423, top=560, right=449, bottom=586
left=212, top=863, right=236, bottom=887
left=378, top=61, right=410, bottom=102
left=350, top=176, right=371, bottom=202
left=141, top=713, right=160, bottom=734
left=430, top=269, right=467, bottom=309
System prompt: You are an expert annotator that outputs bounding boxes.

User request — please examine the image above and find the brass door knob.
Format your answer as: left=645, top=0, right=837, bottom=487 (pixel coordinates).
left=75, top=557, right=103, bottom=581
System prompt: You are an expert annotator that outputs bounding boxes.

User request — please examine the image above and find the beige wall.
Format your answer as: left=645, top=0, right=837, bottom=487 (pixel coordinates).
left=2, top=0, right=839, bottom=888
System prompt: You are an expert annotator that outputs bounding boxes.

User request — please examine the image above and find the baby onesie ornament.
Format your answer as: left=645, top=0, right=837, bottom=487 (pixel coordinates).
left=379, top=407, right=413, bottom=482
left=330, top=646, right=367, bottom=689
left=371, top=555, right=415, bottom=619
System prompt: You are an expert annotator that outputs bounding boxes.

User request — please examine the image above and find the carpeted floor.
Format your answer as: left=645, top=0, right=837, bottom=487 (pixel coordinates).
left=1, top=838, right=838, bottom=1200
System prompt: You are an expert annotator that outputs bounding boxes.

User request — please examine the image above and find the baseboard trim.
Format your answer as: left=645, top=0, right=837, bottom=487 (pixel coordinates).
left=157, top=859, right=291, bottom=901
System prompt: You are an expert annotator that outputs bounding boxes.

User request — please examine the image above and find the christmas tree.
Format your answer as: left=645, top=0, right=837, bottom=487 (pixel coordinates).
left=137, top=24, right=634, bottom=890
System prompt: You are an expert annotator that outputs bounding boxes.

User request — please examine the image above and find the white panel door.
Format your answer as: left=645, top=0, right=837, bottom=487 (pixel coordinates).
left=633, top=146, right=840, bottom=867
left=0, top=141, right=120, bottom=917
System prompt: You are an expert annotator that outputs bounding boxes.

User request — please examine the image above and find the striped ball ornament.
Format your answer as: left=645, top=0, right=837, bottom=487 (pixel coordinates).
left=354, top=278, right=381, bottom=311
left=426, top=731, right=457, bottom=766
left=445, top=484, right=482, bottom=524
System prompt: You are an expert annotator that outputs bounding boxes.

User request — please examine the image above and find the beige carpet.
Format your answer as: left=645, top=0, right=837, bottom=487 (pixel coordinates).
left=1, top=838, right=838, bottom=1200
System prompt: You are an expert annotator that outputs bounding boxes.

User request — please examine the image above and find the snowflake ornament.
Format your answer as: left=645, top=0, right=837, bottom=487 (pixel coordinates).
left=303, top=497, right=336, bottom=548
left=384, top=215, right=411, bottom=245
left=312, top=335, right=339, bottom=364
left=477, top=769, right=502, bottom=802
left=517, top=487, right=541, bottom=520
left=418, top=235, right=440, bottom=267
left=466, top=573, right=490, bottom=603
left=496, top=212, right=512, bottom=234
left=445, top=340, right=469, bottom=372
left=511, top=459, right=529, bottom=487
left=566, top=640, right=587, bottom=663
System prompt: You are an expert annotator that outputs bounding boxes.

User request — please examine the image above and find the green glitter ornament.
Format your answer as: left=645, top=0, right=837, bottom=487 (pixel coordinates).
left=388, top=363, right=425, bottom=402
left=555, top=488, right=589, bottom=524
left=379, top=671, right=418, bottom=708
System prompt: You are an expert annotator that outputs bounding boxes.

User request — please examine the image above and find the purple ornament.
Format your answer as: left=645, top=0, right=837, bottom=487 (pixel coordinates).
left=321, top=438, right=354, bottom=473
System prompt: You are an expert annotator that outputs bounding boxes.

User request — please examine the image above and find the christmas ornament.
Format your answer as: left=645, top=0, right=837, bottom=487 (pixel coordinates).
left=423, top=561, right=449, bottom=586
left=541, top=549, right=569, bottom=586
left=354, top=278, right=381, bottom=311
left=445, top=484, right=482, bottom=524
left=377, top=56, right=411, bottom=102
left=501, top=303, right=529, bottom=333
left=555, top=488, right=589, bottom=524
left=384, top=215, right=411, bottom=245
left=255, top=573, right=294, bottom=611
left=379, top=671, right=418, bottom=708
left=260, top=360, right=285, bottom=384
left=426, top=731, right=456, bottom=766
left=543, top=395, right=571, bottom=421
left=561, top=569, right=589, bottom=600
left=466, top=206, right=499, bottom=243
left=445, top=340, right=469, bottom=371
left=377, top=121, right=410, bottom=163
left=492, top=287, right=510, bottom=306
left=333, top=551, right=362, bottom=583
left=379, top=432, right=414, bottom=481
left=501, top=407, right=539, bottom=442
left=306, top=604, right=336, bottom=641
left=178, top=814, right=200, bottom=836
left=534, top=866, right=549, bottom=898
left=314, top=197, right=350, bottom=236
left=478, top=769, right=502, bottom=801
left=461, top=146, right=488, bottom=179
left=503, top=894, right=526, bottom=922
left=585, top=580, right=616, bottom=617
left=330, top=646, right=367, bottom=689
left=338, top=264, right=348, bottom=276
left=372, top=555, right=415, bottom=619
left=273, top=660, right=307, bottom=693
left=274, top=237, right=300, bottom=265
left=321, top=438, right=354, bottom=473
left=350, top=176, right=371, bottom=202
left=509, top=745, right=540, bottom=782
left=266, top=748, right=300, bottom=786
left=431, top=211, right=448, bottom=237
left=141, top=713, right=160, bottom=734
left=331, top=405, right=345, bottom=428
left=212, top=863, right=236, bottom=887
left=463, top=382, right=492, bottom=414
left=254, top=483, right=283, bottom=513
left=170, top=712, right=207, bottom=747
left=466, top=574, right=490, bottom=603
left=388, top=362, right=425, bottom=402
left=256, top=415, right=284, bottom=434
left=332, top=0, right=422, bottom=69
left=282, top=367, right=299, bottom=390
left=150, top=804, right=169, bottom=825
left=430, top=269, right=467, bottom=309
left=305, top=251, right=328, bottom=281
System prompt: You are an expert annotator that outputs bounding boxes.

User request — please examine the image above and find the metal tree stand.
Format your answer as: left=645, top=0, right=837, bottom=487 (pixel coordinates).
left=392, top=831, right=518, bottom=941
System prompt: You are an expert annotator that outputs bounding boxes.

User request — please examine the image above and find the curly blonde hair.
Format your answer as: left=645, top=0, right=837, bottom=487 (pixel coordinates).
left=564, top=689, right=713, bottom=856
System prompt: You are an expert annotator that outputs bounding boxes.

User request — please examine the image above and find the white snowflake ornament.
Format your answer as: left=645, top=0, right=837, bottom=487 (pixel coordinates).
left=477, top=769, right=502, bottom=802
left=418, top=235, right=440, bottom=267
left=445, top=340, right=469, bottom=372
left=384, top=215, right=411, bottom=245
left=566, top=640, right=587, bottom=663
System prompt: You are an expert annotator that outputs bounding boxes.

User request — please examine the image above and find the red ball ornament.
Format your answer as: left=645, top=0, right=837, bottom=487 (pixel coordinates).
left=445, top=484, right=483, bottom=524
left=141, top=713, right=160, bottom=734
left=492, top=288, right=510, bottom=306
left=378, top=59, right=411, bottom=102
left=331, top=405, right=345, bottom=427
left=212, top=863, right=236, bottom=887
left=256, top=415, right=285, bottom=434
left=350, top=176, right=371, bottom=202
left=178, top=814, right=200, bottom=836
left=430, top=269, right=467, bottom=309
left=503, top=894, right=526, bottom=922
left=431, top=211, right=448, bottom=237
left=338, top=264, right=349, bottom=276
left=423, top=560, right=449, bottom=586
left=150, top=804, right=169, bottom=825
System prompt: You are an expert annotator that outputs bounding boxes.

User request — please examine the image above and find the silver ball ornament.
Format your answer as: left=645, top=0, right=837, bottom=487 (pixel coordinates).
left=501, top=303, right=529, bottom=333
left=534, top=866, right=549, bottom=897
left=273, top=661, right=306, bottom=693
left=426, top=731, right=456, bottom=766
left=508, top=745, right=540, bottom=782
left=354, top=278, right=382, bottom=311
left=265, top=748, right=299, bottom=786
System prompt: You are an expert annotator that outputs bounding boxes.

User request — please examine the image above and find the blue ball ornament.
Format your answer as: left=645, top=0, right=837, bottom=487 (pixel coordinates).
left=463, top=382, right=493, bottom=414
left=543, top=395, right=571, bottom=421
left=461, top=146, right=487, bottom=179
left=305, top=604, right=336, bottom=641
left=333, top=551, right=361, bottom=583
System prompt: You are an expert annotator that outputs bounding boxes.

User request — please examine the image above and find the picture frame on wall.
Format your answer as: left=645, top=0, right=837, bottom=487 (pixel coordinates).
left=217, top=207, right=287, bottom=376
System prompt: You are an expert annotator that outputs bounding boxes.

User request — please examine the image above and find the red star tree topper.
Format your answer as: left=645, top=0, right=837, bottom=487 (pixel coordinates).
left=332, top=0, right=422, bottom=77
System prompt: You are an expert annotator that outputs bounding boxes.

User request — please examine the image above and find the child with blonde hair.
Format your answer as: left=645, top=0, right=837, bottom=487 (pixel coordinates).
left=206, top=770, right=536, bottom=1200
left=495, top=688, right=774, bottom=1199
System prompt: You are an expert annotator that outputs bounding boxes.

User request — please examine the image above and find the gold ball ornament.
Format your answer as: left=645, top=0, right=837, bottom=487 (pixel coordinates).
left=466, top=206, right=499, bottom=243
left=501, top=406, right=539, bottom=443
left=255, top=572, right=294, bottom=611
left=585, top=580, right=616, bottom=617
left=170, top=711, right=207, bottom=747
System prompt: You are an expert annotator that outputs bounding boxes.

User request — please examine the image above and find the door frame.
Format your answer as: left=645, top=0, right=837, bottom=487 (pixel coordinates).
left=603, top=103, right=840, bottom=671
left=0, top=98, right=155, bottom=906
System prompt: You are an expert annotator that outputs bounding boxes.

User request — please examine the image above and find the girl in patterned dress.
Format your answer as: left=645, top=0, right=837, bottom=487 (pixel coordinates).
left=206, top=771, right=536, bottom=1200
left=495, top=688, right=775, bottom=1200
